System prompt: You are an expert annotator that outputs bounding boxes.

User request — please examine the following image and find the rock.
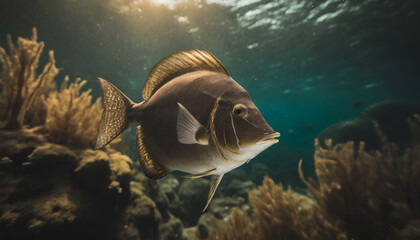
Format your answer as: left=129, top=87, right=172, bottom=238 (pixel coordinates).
left=317, top=119, right=377, bottom=149
left=0, top=129, right=45, bottom=162
left=196, top=213, right=225, bottom=239
left=197, top=213, right=212, bottom=238
left=159, top=174, right=180, bottom=202
left=218, top=169, right=247, bottom=195
left=118, top=222, right=141, bottom=240
left=250, top=162, right=269, bottom=184
left=207, top=197, right=238, bottom=220
left=73, top=150, right=113, bottom=192
left=182, top=226, right=199, bottom=240
left=225, top=179, right=256, bottom=199
left=159, top=174, right=182, bottom=219
left=140, top=177, right=170, bottom=220
left=178, top=178, right=209, bottom=226
left=26, top=143, right=78, bottom=172
left=0, top=157, right=13, bottom=170
left=318, top=101, right=420, bottom=150
left=158, top=213, right=183, bottom=240
left=0, top=130, right=143, bottom=240
left=26, top=190, right=78, bottom=234
left=0, top=129, right=187, bottom=240
left=121, top=181, right=162, bottom=240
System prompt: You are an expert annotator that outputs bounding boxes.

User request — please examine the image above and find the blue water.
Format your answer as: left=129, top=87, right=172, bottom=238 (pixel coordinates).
left=1, top=0, right=419, bottom=186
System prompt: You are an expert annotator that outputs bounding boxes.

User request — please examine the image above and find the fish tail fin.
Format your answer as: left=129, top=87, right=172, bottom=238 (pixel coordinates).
left=95, top=77, right=134, bottom=149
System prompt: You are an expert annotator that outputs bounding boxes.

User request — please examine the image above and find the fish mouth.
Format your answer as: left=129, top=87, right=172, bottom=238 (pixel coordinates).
left=256, top=132, right=280, bottom=144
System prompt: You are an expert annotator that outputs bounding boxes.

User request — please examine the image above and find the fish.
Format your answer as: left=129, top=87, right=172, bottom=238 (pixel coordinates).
left=95, top=50, right=280, bottom=211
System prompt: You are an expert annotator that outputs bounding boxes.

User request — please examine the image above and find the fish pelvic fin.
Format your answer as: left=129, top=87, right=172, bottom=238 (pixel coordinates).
left=136, top=124, right=170, bottom=179
left=95, top=77, right=134, bottom=149
left=203, top=174, right=224, bottom=212
left=177, top=102, right=209, bottom=145
left=182, top=168, right=216, bottom=178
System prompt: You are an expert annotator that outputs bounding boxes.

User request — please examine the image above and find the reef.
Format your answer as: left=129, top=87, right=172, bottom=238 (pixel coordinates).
left=2, top=28, right=419, bottom=240
left=0, top=28, right=102, bottom=149
left=209, top=115, right=420, bottom=240
left=0, top=30, right=185, bottom=240
left=0, top=129, right=188, bottom=240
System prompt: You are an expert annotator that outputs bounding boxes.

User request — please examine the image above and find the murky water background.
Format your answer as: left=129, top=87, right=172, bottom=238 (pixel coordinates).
left=1, top=0, right=419, bottom=186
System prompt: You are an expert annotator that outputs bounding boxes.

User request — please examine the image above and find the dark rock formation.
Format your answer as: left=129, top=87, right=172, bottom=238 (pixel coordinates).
left=0, top=129, right=183, bottom=240
left=178, top=178, right=209, bottom=227
left=318, top=101, right=420, bottom=150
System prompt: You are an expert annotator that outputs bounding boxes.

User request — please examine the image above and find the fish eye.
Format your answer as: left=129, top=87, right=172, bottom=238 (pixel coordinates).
left=233, top=104, right=247, bottom=117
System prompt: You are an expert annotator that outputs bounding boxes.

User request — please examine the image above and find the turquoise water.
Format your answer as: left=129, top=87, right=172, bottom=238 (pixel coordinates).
left=1, top=0, right=419, bottom=186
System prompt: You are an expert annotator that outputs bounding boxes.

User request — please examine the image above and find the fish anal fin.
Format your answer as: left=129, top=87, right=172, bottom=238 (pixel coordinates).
left=142, top=50, right=229, bottom=101
left=177, top=102, right=209, bottom=145
left=136, top=125, right=170, bottom=179
left=182, top=168, right=216, bottom=179
left=203, top=174, right=224, bottom=212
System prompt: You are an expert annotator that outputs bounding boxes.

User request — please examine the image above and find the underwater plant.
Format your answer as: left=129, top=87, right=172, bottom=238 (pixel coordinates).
left=0, top=29, right=106, bottom=149
left=0, top=28, right=58, bottom=129
left=209, top=176, right=343, bottom=240
left=299, top=117, right=420, bottom=240
left=44, top=76, right=102, bottom=148
left=210, top=116, right=420, bottom=240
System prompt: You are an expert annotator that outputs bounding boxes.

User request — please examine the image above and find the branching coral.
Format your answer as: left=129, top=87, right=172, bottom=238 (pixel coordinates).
left=209, top=177, right=343, bottom=240
left=210, top=207, right=254, bottom=240
left=44, top=76, right=102, bottom=148
left=0, top=30, right=117, bottom=150
left=210, top=116, right=420, bottom=240
left=299, top=117, right=420, bottom=240
left=0, top=28, right=58, bottom=129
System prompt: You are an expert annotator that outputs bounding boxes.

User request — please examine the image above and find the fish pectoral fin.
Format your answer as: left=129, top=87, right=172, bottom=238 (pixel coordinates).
left=182, top=168, right=216, bottom=178
left=177, top=102, right=209, bottom=145
left=203, top=174, right=224, bottom=212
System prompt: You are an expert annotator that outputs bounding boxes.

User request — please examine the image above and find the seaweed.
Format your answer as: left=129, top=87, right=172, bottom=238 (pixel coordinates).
left=0, top=30, right=109, bottom=149
left=299, top=117, right=420, bottom=240
left=44, top=76, right=102, bottom=148
left=209, top=177, right=343, bottom=240
left=210, top=116, right=420, bottom=240
left=0, top=28, right=58, bottom=129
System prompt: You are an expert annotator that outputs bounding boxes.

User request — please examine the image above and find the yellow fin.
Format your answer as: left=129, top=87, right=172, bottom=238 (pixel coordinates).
left=182, top=168, right=216, bottom=179
left=142, top=50, right=229, bottom=101
left=203, top=174, right=224, bottom=212
left=136, top=125, right=170, bottom=179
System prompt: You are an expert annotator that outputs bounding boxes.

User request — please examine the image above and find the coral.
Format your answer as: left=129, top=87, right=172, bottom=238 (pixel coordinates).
left=0, top=129, right=188, bottom=240
left=0, top=28, right=58, bottom=129
left=0, top=30, right=104, bottom=149
left=209, top=116, right=420, bottom=240
left=44, top=77, right=102, bottom=148
left=0, top=129, right=133, bottom=240
left=209, top=177, right=341, bottom=240
left=210, top=207, right=254, bottom=240
left=300, top=117, right=420, bottom=240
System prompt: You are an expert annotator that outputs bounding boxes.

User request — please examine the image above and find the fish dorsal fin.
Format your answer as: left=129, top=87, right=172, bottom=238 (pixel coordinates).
left=142, top=50, right=229, bottom=101
left=203, top=174, right=224, bottom=212
left=136, top=125, right=170, bottom=179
